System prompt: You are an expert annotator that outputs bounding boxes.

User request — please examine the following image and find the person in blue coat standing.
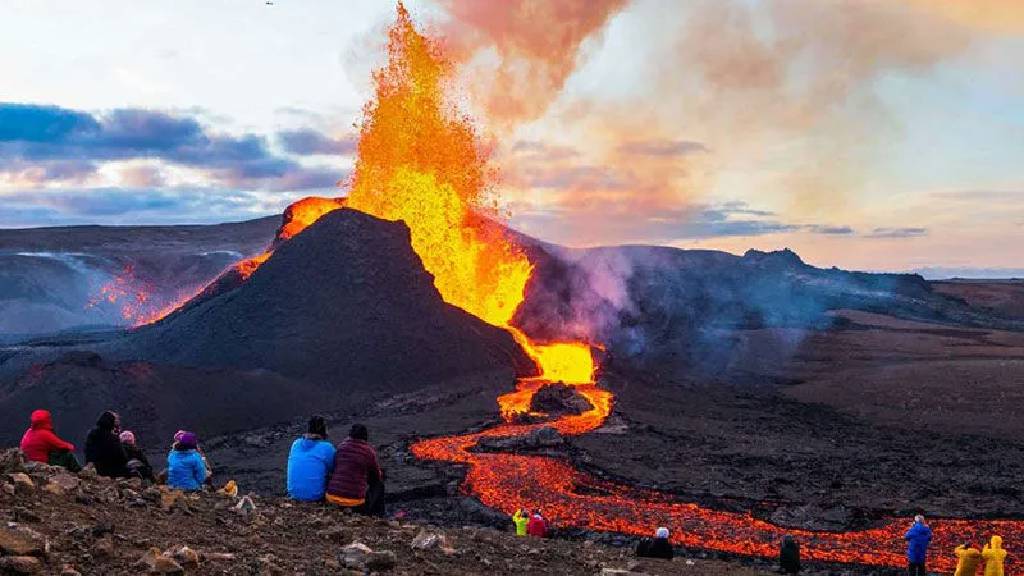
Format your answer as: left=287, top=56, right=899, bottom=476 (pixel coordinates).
left=287, top=415, right=336, bottom=501
left=904, top=515, right=933, bottom=576
left=166, top=431, right=207, bottom=491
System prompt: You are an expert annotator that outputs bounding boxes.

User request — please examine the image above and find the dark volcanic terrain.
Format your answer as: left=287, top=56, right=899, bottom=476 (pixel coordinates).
left=0, top=217, right=277, bottom=335
left=1, top=211, right=1023, bottom=556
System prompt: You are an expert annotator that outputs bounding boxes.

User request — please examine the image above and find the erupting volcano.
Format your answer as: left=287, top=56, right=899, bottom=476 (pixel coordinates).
left=113, top=4, right=1021, bottom=572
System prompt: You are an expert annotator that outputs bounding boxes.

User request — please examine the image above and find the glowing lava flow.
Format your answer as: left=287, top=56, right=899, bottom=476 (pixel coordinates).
left=412, top=359, right=1023, bottom=573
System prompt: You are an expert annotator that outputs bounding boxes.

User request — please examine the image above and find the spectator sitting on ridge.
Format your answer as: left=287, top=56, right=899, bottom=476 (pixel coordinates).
left=85, top=411, right=129, bottom=477
left=287, top=415, right=336, bottom=501
left=19, top=409, right=80, bottom=471
left=167, top=431, right=207, bottom=491
left=326, top=424, right=385, bottom=516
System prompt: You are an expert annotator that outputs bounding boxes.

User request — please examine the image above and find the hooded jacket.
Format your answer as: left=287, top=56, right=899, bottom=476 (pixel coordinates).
left=20, top=410, right=75, bottom=463
left=167, top=448, right=207, bottom=491
left=527, top=514, right=547, bottom=538
left=955, top=545, right=982, bottom=576
left=982, top=535, right=1006, bottom=576
left=286, top=435, right=336, bottom=501
left=779, top=535, right=801, bottom=574
left=84, top=411, right=129, bottom=477
left=512, top=510, right=528, bottom=536
left=326, top=438, right=381, bottom=502
left=904, top=521, right=933, bottom=564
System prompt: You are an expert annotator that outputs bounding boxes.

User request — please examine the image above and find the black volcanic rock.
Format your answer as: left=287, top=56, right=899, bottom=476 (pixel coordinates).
left=529, top=384, right=593, bottom=415
left=115, top=208, right=535, bottom=389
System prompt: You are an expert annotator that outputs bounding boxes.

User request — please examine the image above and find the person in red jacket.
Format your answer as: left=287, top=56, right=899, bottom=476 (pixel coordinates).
left=19, top=410, right=80, bottom=471
left=326, top=424, right=385, bottom=516
left=527, top=510, right=548, bottom=538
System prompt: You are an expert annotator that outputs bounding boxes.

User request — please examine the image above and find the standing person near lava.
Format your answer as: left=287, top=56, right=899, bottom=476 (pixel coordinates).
left=19, top=409, right=80, bottom=471
left=636, top=527, right=674, bottom=560
left=326, top=424, right=385, bottom=516
left=166, top=431, right=207, bottom=491
left=286, top=415, right=336, bottom=501
left=981, top=535, right=1006, bottom=576
left=512, top=508, right=529, bottom=537
left=526, top=510, right=548, bottom=538
left=903, top=515, right=933, bottom=576
left=778, top=534, right=801, bottom=574
left=85, top=410, right=129, bottom=477
left=954, top=543, right=981, bottom=576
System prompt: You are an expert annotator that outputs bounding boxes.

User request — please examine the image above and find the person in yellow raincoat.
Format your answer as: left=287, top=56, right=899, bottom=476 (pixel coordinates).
left=954, top=543, right=981, bottom=576
left=512, top=508, right=528, bottom=536
left=982, top=535, right=1006, bottom=576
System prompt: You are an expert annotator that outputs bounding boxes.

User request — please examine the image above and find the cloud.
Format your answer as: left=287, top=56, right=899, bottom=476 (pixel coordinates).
left=805, top=225, right=855, bottom=235
left=277, top=129, right=357, bottom=156
left=930, top=189, right=1024, bottom=202
left=439, top=0, right=629, bottom=125
left=0, top=187, right=285, bottom=227
left=868, top=227, right=928, bottom=238
left=0, top=102, right=341, bottom=191
left=513, top=200, right=855, bottom=245
left=617, top=140, right=710, bottom=157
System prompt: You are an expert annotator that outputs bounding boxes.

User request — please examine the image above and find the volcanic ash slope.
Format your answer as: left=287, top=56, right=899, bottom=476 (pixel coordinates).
left=116, top=208, right=533, bottom=393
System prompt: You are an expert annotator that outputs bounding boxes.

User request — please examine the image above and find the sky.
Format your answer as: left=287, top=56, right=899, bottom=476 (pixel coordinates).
left=1, top=0, right=1022, bottom=274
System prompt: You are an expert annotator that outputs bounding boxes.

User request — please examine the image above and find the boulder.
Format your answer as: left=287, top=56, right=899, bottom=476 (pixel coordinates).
left=476, top=427, right=563, bottom=452
left=410, top=528, right=448, bottom=550
left=530, top=384, right=594, bottom=415
left=340, top=542, right=372, bottom=570
left=0, top=449, right=25, bottom=474
left=0, top=556, right=42, bottom=575
left=0, top=527, right=45, bottom=556
left=366, top=550, right=397, bottom=571
left=9, top=473, right=34, bottom=494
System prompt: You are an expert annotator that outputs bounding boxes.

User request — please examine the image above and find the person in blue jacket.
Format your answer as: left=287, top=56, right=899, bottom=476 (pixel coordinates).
left=904, top=515, right=933, bottom=576
left=287, top=415, right=336, bottom=501
left=166, top=431, right=207, bottom=491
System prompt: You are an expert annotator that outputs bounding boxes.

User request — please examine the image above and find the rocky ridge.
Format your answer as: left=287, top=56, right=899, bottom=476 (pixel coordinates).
left=0, top=448, right=779, bottom=576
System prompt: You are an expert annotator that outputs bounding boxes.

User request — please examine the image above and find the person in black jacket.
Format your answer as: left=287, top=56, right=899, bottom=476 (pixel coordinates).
left=119, top=430, right=155, bottom=482
left=780, top=534, right=801, bottom=574
left=636, top=527, right=674, bottom=560
left=84, top=411, right=129, bottom=477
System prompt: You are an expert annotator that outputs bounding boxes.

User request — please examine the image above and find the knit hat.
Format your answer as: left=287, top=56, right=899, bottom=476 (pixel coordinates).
left=655, top=527, right=670, bottom=539
left=176, top=431, right=198, bottom=449
left=173, top=430, right=186, bottom=443
left=119, top=430, right=136, bottom=445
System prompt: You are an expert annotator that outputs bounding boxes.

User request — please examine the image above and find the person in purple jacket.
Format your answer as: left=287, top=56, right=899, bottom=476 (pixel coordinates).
left=325, top=424, right=384, bottom=516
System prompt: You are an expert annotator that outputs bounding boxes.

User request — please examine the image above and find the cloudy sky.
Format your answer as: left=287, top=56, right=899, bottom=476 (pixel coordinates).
left=1, top=0, right=1022, bottom=273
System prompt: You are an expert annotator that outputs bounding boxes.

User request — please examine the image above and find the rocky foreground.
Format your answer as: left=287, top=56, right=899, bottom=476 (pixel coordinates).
left=0, top=449, right=779, bottom=576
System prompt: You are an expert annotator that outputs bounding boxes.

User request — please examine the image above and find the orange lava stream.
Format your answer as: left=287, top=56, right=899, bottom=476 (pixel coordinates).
left=412, top=368, right=1022, bottom=573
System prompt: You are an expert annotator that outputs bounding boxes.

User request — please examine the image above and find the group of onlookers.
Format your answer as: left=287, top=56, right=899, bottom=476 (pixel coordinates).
left=19, top=409, right=208, bottom=491
left=15, top=410, right=1013, bottom=576
left=772, top=515, right=1006, bottom=576
left=286, top=416, right=384, bottom=516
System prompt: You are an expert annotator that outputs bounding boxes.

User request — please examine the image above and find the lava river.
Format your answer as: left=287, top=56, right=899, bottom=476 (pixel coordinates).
left=410, top=360, right=1021, bottom=572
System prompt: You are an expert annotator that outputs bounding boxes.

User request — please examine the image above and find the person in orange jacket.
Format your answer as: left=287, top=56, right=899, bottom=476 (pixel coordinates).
left=981, top=535, right=1006, bottom=576
left=954, top=543, right=981, bottom=576
left=19, top=409, right=80, bottom=471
